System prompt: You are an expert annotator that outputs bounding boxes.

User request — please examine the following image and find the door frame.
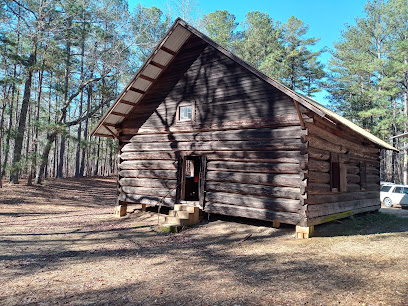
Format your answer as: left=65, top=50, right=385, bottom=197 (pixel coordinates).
left=176, top=155, right=206, bottom=209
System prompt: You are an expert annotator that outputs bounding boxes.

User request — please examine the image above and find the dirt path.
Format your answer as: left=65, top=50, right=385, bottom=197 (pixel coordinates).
left=1, top=178, right=408, bottom=305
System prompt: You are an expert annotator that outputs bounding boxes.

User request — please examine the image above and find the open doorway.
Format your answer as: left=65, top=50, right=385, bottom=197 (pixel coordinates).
left=182, top=156, right=201, bottom=201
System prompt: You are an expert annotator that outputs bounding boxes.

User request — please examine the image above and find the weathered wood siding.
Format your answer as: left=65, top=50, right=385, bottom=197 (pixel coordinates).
left=303, top=115, right=381, bottom=226
left=117, top=36, right=306, bottom=224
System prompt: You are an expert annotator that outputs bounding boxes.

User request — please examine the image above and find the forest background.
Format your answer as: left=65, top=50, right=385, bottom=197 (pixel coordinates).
left=0, top=0, right=407, bottom=187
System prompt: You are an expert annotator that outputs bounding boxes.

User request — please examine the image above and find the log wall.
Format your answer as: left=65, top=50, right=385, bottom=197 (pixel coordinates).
left=116, top=35, right=309, bottom=225
left=118, top=125, right=307, bottom=225
left=303, top=116, right=381, bottom=226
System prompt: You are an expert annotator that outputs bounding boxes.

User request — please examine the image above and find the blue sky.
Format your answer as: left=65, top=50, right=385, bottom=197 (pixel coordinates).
left=128, top=0, right=369, bottom=105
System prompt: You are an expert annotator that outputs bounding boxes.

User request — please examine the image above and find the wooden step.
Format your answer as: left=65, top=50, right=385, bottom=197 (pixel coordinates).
left=169, top=210, right=190, bottom=219
left=173, top=204, right=199, bottom=214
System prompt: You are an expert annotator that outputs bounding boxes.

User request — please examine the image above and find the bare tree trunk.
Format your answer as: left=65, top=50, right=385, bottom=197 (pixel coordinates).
left=57, top=16, right=72, bottom=179
left=79, top=83, right=92, bottom=177
left=10, top=52, right=35, bottom=184
left=28, top=57, right=45, bottom=185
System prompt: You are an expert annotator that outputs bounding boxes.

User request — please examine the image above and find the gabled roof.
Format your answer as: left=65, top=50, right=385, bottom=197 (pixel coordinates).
left=91, top=18, right=397, bottom=152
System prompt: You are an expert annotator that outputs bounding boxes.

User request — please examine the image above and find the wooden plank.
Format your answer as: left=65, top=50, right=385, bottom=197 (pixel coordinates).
left=199, top=156, right=207, bottom=209
left=121, top=186, right=176, bottom=197
left=125, top=126, right=306, bottom=143
left=160, top=45, right=177, bottom=56
left=367, top=174, right=380, bottom=184
left=307, top=183, right=331, bottom=194
left=120, top=150, right=303, bottom=163
left=119, top=160, right=177, bottom=170
left=128, top=87, right=146, bottom=95
left=119, top=169, right=177, bottom=179
left=175, top=156, right=183, bottom=204
left=123, top=114, right=305, bottom=135
left=308, top=135, right=348, bottom=154
left=308, top=147, right=330, bottom=161
left=205, top=181, right=301, bottom=200
left=308, top=171, right=330, bottom=184
left=306, top=191, right=379, bottom=205
left=306, top=198, right=380, bottom=219
left=347, top=165, right=360, bottom=175
left=119, top=99, right=138, bottom=106
left=120, top=152, right=178, bottom=160
left=121, top=139, right=303, bottom=152
left=119, top=178, right=177, bottom=189
left=139, top=74, right=156, bottom=83
left=306, top=203, right=381, bottom=226
left=150, top=60, right=166, bottom=69
left=207, top=161, right=300, bottom=174
left=360, top=162, right=367, bottom=189
left=204, top=202, right=301, bottom=224
left=347, top=174, right=360, bottom=184
left=308, top=158, right=330, bottom=172
left=206, top=192, right=301, bottom=212
left=111, top=111, right=127, bottom=117
left=307, top=123, right=380, bottom=155
left=347, top=183, right=361, bottom=192
left=340, top=163, right=347, bottom=192
left=118, top=193, right=175, bottom=206
left=206, top=171, right=301, bottom=188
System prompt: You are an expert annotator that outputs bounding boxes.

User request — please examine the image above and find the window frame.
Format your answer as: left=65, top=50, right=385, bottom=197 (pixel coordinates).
left=330, top=153, right=347, bottom=192
left=177, top=104, right=194, bottom=123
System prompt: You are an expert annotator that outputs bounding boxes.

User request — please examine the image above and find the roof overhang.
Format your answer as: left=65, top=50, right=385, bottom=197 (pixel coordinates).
left=91, top=18, right=398, bottom=152
left=91, top=19, right=192, bottom=138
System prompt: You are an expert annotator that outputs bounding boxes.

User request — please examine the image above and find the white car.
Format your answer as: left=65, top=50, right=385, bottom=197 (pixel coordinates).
left=380, top=184, right=408, bottom=207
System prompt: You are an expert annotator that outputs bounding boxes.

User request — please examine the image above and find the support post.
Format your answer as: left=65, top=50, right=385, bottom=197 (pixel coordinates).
left=114, top=205, right=127, bottom=217
left=141, top=204, right=147, bottom=212
left=296, top=225, right=314, bottom=239
left=272, top=220, right=280, bottom=228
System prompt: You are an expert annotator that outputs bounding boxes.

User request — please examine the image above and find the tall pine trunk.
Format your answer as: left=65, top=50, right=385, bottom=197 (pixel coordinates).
left=57, top=16, right=72, bottom=179
left=10, top=52, right=35, bottom=184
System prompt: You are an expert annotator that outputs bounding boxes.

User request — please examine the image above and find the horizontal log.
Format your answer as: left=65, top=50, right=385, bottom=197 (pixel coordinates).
left=306, top=198, right=381, bottom=219
left=119, top=169, right=177, bottom=179
left=347, top=183, right=361, bottom=192
left=119, top=178, right=177, bottom=189
left=347, top=165, right=360, bottom=175
left=308, top=136, right=347, bottom=154
left=120, top=160, right=177, bottom=170
left=307, top=123, right=379, bottom=155
left=366, top=167, right=380, bottom=175
left=307, top=183, right=331, bottom=194
left=366, top=183, right=380, bottom=191
left=206, top=171, right=301, bottom=188
left=121, top=139, right=303, bottom=152
left=206, top=192, right=301, bottom=213
left=118, top=193, right=175, bottom=206
left=347, top=174, right=360, bottom=184
left=367, top=174, right=380, bottom=184
left=347, top=151, right=380, bottom=163
left=204, top=202, right=301, bottom=224
left=306, top=204, right=380, bottom=226
left=123, top=126, right=306, bottom=143
left=306, top=191, right=379, bottom=205
left=205, top=181, right=300, bottom=200
left=121, top=114, right=306, bottom=134
left=120, top=186, right=176, bottom=198
left=120, top=150, right=304, bottom=163
left=207, top=161, right=300, bottom=174
left=120, top=152, right=177, bottom=161
left=308, top=147, right=330, bottom=160
left=308, top=171, right=330, bottom=184
left=308, top=159, right=330, bottom=172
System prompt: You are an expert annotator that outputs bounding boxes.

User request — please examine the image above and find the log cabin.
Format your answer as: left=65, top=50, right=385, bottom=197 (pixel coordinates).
left=91, top=18, right=397, bottom=238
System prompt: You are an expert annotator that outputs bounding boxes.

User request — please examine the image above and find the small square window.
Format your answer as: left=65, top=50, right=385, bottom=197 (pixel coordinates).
left=178, top=105, right=193, bottom=121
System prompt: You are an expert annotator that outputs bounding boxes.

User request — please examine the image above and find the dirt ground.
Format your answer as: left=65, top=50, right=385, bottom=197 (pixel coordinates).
left=1, top=177, right=408, bottom=305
